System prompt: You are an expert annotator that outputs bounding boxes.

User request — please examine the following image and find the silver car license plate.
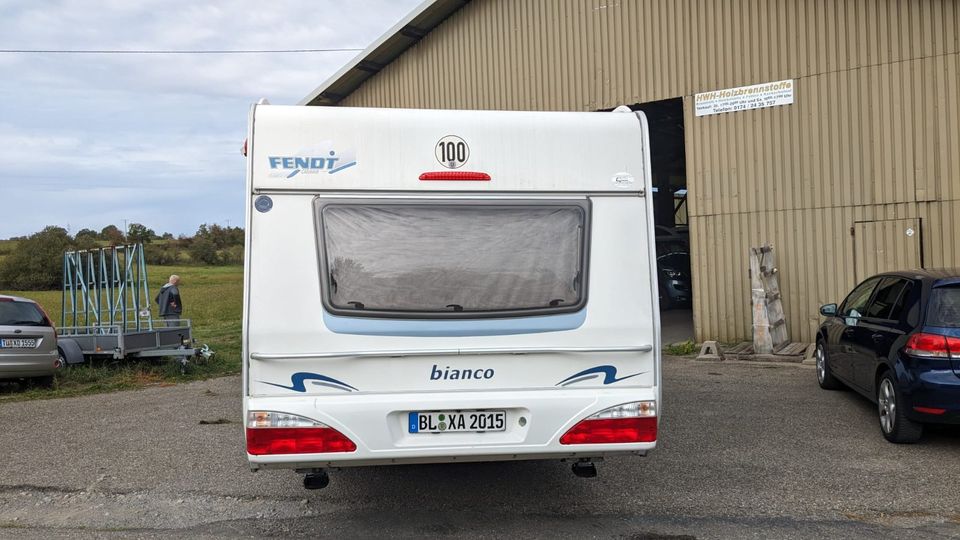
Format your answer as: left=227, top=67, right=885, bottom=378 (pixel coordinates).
left=0, top=338, right=37, bottom=349
left=408, top=410, right=506, bottom=433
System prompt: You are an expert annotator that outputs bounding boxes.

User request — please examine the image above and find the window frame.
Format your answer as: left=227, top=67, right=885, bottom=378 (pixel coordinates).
left=312, top=197, right=592, bottom=320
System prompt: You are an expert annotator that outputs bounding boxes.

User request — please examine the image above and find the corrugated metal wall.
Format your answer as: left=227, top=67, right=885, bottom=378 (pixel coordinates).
left=339, top=0, right=960, bottom=343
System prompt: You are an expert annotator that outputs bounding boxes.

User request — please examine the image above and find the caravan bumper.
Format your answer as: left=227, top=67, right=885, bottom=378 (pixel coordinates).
left=246, top=387, right=658, bottom=469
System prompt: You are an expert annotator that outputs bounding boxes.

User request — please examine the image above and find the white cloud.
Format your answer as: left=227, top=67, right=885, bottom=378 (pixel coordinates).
left=0, top=0, right=422, bottom=238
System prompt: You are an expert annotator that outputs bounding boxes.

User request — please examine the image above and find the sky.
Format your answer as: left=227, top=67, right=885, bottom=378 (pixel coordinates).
left=0, top=0, right=422, bottom=239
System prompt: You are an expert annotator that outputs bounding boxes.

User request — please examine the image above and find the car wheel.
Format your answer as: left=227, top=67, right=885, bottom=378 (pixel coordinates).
left=56, top=348, right=68, bottom=370
left=815, top=340, right=843, bottom=390
left=877, top=372, right=923, bottom=444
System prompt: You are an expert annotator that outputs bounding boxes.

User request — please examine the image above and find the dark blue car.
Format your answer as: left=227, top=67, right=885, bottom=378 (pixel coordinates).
left=816, top=269, right=960, bottom=443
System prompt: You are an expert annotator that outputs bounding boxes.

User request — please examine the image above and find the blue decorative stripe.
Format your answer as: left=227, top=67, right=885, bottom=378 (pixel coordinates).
left=262, top=372, right=358, bottom=393
left=328, top=161, right=357, bottom=174
left=557, top=365, right=645, bottom=387
left=322, top=309, right=586, bottom=337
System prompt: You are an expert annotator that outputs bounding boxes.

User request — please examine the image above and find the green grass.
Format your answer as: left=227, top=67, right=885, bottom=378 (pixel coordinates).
left=0, top=265, right=242, bottom=402
left=664, top=340, right=699, bottom=356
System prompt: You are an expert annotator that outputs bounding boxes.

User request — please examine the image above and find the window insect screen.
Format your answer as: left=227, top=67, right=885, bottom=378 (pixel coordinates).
left=319, top=204, right=586, bottom=316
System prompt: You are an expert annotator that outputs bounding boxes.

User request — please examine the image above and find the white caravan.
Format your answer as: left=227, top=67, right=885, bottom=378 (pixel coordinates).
left=243, top=104, right=661, bottom=489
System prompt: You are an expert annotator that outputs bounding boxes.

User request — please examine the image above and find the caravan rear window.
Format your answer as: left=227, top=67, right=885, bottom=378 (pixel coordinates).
left=315, top=199, right=589, bottom=319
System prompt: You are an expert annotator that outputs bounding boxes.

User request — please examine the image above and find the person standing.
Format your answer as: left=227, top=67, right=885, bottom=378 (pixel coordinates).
left=156, top=275, right=183, bottom=327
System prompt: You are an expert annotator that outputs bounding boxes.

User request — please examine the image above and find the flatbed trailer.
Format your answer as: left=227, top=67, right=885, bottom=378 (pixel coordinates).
left=56, top=245, right=197, bottom=367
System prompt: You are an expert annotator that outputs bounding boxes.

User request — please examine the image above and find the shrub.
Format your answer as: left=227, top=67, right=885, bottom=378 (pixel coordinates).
left=0, top=226, right=72, bottom=290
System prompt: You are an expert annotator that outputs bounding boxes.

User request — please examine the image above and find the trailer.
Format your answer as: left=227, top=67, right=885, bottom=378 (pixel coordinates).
left=243, top=104, right=661, bottom=489
left=57, top=244, right=197, bottom=368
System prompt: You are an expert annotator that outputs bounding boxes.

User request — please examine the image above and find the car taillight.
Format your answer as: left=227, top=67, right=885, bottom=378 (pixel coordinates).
left=904, top=333, right=960, bottom=358
left=35, top=302, right=57, bottom=338
left=246, top=411, right=356, bottom=455
left=559, top=401, right=657, bottom=445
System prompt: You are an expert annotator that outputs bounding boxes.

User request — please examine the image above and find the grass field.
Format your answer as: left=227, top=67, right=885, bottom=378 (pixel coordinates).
left=0, top=265, right=243, bottom=402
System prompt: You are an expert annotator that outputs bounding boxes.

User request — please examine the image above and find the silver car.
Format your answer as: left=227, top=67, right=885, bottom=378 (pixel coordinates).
left=0, top=295, right=59, bottom=386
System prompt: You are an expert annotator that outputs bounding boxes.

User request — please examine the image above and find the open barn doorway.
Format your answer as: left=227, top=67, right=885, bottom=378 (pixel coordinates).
left=629, top=98, right=693, bottom=345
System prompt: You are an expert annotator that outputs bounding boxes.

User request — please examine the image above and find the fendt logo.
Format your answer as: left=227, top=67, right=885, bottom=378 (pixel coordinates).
left=267, top=143, right=357, bottom=179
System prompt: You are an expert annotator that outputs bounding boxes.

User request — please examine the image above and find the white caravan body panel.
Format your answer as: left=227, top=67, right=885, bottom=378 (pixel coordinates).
left=243, top=105, right=660, bottom=469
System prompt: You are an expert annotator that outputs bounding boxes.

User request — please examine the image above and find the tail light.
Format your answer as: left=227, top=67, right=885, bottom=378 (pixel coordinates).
left=34, top=302, right=57, bottom=338
left=904, top=333, right=960, bottom=358
left=246, top=411, right=356, bottom=455
left=560, top=401, right=657, bottom=445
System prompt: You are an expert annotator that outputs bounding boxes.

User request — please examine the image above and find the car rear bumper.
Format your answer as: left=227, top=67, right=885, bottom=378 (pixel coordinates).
left=0, top=350, right=59, bottom=378
left=901, top=362, right=960, bottom=424
left=245, top=386, right=658, bottom=470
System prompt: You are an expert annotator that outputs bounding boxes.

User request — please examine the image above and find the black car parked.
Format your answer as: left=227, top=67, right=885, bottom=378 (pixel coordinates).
left=816, top=269, right=960, bottom=443
left=657, top=251, right=692, bottom=310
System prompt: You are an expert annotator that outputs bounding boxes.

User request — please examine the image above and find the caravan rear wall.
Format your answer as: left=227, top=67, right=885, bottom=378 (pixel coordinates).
left=243, top=105, right=661, bottom=484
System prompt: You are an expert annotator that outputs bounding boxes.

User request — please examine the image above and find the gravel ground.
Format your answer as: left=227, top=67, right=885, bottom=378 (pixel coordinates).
left=1, top=357, right=958, bottom=538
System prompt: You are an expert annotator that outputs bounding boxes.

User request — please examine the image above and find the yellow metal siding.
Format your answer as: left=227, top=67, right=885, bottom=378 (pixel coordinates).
left=338, top=0, right=960, bottom=343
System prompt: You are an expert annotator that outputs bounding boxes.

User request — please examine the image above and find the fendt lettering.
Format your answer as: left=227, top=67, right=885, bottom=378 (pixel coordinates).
left=268, top=155, right=340, bottom=170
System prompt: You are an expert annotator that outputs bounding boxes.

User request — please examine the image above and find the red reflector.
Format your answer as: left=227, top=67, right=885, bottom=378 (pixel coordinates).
left=559, top=417, right=657, bottom=445
left=246, top=427, right=356, bottom=455
left=913, top=406, right=947, bottom=415
left=419, top=171, right=491, bottom=181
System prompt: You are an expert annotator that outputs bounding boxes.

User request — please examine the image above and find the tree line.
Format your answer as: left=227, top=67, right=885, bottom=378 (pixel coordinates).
left=0, top=223, right=244, bottom=290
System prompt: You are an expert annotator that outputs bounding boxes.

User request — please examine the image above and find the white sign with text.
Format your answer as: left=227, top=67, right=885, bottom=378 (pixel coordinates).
left=695, top=79, right=794, bottom=117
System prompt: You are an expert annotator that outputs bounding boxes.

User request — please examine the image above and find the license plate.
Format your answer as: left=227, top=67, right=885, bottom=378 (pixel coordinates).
left=408, top=410, right=506, bottom=433
left=0, top=338, right=37, bottom=349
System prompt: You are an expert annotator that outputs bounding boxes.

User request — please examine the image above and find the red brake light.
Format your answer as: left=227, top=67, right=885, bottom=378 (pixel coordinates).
left=34, top=302, right=57, bottom=337
left=419, top=171, right=491, bottom=181
left=560, top=417, right=657, bottom=445
left=246, top=427, right=356, bottom=455
left=905, top=333, right=960, bottom=358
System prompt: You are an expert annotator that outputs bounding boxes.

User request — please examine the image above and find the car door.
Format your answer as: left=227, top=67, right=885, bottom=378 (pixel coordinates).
left=829, top=277, right=882, bottom=382
left=851, top=278, right=913, bottom=392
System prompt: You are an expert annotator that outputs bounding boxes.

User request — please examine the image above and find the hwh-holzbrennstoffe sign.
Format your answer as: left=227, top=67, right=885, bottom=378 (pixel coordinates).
left=695, top=79, right=794, bottom=117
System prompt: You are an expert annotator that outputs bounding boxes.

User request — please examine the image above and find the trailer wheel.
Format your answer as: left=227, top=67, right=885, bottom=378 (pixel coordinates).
left=56, top=339, right=86, bottom=367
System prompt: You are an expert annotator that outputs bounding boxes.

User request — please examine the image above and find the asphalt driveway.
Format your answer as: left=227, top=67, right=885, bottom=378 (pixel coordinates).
left=1, top=357, right=958, bottom=539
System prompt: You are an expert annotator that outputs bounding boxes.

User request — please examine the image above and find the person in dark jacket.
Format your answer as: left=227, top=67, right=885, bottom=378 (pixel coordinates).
left=156, top=275, right=183, bottom=327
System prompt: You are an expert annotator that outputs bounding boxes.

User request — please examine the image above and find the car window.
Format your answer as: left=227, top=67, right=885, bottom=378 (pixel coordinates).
left=927, top=286, right=960, bottom=328
left=840, top=278, right=880, bottom=319
left=0, top=300, right=49, bottom=326
left=865, top=278, right=909, bottom=320
left=887, top=281, right=914, bottom=323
